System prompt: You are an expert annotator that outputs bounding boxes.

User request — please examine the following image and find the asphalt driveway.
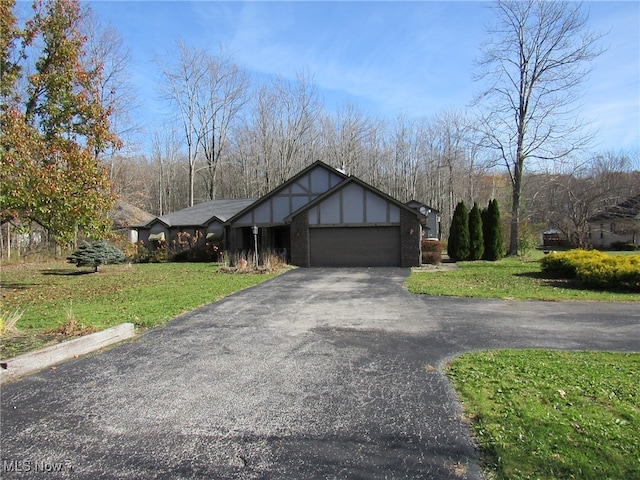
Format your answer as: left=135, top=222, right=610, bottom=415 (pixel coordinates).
left=2, top=268, right=639, bottom=479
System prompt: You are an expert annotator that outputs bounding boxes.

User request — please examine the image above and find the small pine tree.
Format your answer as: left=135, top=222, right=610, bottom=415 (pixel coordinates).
left=483, top=199, right=505, bottom=261
left=448, top=201, right=470, bottom=262
left=67, top=241, right=126, bottom=272
left=468, top=202, right=484, bottom=260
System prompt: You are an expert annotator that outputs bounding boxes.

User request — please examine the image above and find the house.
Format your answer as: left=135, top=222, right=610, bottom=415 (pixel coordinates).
left=135, top=161, right=431, bottom=267
left=588, top=194, right=640, bottom=249
left=405, top=200, right=440, bottom=240
left=134, top=198, right=257, bottom=254
left=542, top=228, right=569, bottom=248
left=110, top=200, right=155, bottom=243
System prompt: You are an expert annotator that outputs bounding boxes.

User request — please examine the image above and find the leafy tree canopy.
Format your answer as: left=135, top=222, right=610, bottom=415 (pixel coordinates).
left=1, top=0, right=121, bottom=246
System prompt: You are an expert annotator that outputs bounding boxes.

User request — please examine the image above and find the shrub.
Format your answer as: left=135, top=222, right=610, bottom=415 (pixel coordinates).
left=468, top=202, right=484, bottom=261
left=482, top=199, right=505, bottom=261
left=421, top=239, right=442, bottom=265
left=518, top=222, right=539, bottom=257
left=541, top=249, right=640, bottom=291
left=540, top=249, right=607, bottom=277
left=576, top=255, right=640, bottom=291
left=611, top=241, right=638, bottom=251
left=172, top=244, right=220, bottom=263
left=448, top=201, right=470, bottom=262
left=67, top=240, right=126, bottom=272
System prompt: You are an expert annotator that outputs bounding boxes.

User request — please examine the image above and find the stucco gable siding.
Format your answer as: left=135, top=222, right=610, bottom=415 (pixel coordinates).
left=302, top=179, right=405, bottom=227
left=231, top=162, right=345, bottom=227
left=307, top=186, right=400, bottom=226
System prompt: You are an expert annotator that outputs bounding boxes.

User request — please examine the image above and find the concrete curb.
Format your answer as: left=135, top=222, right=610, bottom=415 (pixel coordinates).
left=0, top=323, right=135, bottom=384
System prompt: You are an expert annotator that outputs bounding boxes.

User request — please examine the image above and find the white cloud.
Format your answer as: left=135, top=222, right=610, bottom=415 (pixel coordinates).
left=87, top=0, right=638, bottom=151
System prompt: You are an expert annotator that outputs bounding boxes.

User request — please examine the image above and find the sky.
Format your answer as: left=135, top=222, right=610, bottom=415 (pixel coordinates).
left=82, top=0, right=639, bottom=155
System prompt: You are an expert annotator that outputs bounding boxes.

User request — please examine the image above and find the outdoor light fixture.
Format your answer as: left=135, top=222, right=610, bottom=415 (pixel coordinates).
left=252, top=225, right=259, bottom=268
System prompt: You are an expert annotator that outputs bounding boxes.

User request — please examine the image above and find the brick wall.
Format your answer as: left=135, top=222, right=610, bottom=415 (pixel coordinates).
left=290, top=212, right=310, bottom=267
left=400, top=210, right=421, bottom=267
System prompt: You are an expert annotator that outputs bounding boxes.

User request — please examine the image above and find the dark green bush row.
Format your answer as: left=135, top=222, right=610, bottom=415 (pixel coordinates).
left=611, top=241, right=638, bottom=251
left=541, top=249, right=640, bottom=291
left=448, top=199, right=504, bottom=262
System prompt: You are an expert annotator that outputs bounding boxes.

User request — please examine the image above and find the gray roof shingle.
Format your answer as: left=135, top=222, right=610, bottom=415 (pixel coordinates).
left=138, top=198, right=258, bottom=228
left=590, top=194, right=640, bottom=222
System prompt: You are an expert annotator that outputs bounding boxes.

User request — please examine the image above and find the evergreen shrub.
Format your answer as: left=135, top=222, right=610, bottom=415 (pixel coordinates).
left=576, top=255, right=640, bottom=290
left=468, top=202, right=484, bottom=260
left=482, top=199, right=505, bottom=261
left=448, top=201, right=470, bottom=262
left=611, top=241, right=638, bottom=251
left=67, top=241, right=126, bottom=272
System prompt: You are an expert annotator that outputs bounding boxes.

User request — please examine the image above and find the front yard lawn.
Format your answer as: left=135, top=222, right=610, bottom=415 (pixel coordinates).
left=1, top=262, right=277, bottom=358
left=408, top=257, right=640, bottom=301
left=447, top=350, right=640, bottom=480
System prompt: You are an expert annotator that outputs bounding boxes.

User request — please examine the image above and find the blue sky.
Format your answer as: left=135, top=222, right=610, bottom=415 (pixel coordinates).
left=85, top=0, right=639, bottom=154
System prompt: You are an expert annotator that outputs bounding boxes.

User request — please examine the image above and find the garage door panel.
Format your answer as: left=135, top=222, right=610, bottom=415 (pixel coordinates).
left=309, top=227, right=400, bottom=267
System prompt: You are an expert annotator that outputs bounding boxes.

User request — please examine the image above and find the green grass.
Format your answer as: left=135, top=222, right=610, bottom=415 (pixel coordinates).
left=407, top=257, right=640, bottom=301
left=1, top=262, right=277, bottom=357
left=446, top=350, right=640, bottom=480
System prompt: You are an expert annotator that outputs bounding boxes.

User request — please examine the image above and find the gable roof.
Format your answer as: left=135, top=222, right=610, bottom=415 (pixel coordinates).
left=284, top=175, right=425, bottom=222
left=110, top=200, right=154, bottom=230
left=405, top=200, right=440, bottom=214
left=227, top=160, right=348, bottom=224
left=136, top=198, right=258, bottom=229
left=589, top=194, right=640, bottom=222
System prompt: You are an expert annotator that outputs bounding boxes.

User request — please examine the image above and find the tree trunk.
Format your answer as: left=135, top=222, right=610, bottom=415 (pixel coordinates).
left=509, top=183, right=520, bottom=256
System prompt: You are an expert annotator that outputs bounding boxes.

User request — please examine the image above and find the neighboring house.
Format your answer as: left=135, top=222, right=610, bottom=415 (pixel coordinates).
left=405, top=200, right=440, bottom=240
left=542, top=228, right=570, bottom=249
left=136, top=161, right=429, bottom=267
left=110, top=200, right=155, bottom=243
left=588, top=194, right=640, bottom=248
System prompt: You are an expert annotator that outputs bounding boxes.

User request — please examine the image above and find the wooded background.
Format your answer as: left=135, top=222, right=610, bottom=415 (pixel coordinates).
left=2, top=0, right=639, bottom=257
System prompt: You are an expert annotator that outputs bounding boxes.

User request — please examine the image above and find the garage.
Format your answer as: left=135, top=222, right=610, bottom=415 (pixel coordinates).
left=309, top=226, right=401, bottom=267
left=228, top=162, right=424, bottom=268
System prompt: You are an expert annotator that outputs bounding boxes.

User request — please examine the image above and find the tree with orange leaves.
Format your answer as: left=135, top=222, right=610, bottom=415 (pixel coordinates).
left=1, top=0, right=121, bottom=248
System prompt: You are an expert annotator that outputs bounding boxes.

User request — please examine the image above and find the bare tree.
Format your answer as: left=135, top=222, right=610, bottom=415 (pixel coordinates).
left=271, top=72, right=321, bottom=184
left=530, top=151, right=640, bottom=247
left=320, top=103, right=375, bottom=175
left=197, top=49, right=249, bottom=200
left=158, top=41, right=207, bottom=206
left=235, top=72, right=321, bottom=194
left=83, top=13, right=139, bottom=158
left=389, top=115, right=423, bottom=202
left=150, top=124, right=183, bottom=215
left=476, top=0, right=603, bottom=255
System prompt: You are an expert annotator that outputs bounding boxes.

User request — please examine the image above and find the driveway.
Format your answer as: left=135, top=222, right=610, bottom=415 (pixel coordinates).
left=2, top=268, right=639, bottom=479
